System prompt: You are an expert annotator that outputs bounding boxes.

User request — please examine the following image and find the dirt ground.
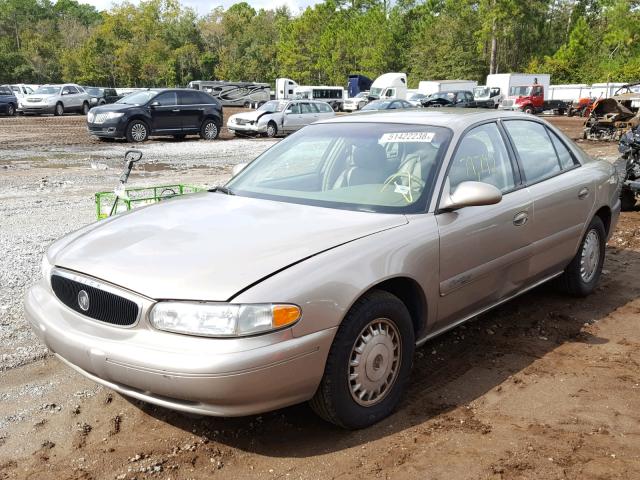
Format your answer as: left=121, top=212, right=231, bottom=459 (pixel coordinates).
left=1, top=115, right=639, bottom=480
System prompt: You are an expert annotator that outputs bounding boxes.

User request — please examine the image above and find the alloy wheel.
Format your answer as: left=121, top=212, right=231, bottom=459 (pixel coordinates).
left=131, top=123, right=147, bottom=142
left=204, top=122, right=218, bottom=140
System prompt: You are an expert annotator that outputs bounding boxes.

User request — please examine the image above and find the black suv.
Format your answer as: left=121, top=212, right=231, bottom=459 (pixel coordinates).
left=0, top=85, right=18, bottom=116
left=84, top=86, right=122, bottom=106
left=86, top=89, right=223, bottom=142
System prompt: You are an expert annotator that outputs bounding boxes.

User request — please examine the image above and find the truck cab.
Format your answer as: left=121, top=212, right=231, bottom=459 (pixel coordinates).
left=368, top=73, right=407, bottom=100
left=500, top=83, right=567, bottom=115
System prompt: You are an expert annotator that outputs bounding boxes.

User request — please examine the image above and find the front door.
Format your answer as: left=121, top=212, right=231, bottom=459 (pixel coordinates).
left=281, top=102, right=304, bottom=132
left=149, top=91, right=180, bottom=133
left=435, top=122, right=533, bottom=329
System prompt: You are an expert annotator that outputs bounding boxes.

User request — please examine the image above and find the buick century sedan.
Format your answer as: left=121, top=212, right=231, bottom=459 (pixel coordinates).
left=26, top=110, right=620, bottom=429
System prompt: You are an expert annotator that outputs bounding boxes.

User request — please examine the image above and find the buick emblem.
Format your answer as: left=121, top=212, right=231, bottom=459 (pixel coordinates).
left=77, top=290, right=90, bottom=312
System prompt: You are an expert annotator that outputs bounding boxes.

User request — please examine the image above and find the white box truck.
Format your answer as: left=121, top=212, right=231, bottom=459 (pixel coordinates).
left=369, top=73, right=408, bottom=100
left=418, top=80, right=478, bottom=96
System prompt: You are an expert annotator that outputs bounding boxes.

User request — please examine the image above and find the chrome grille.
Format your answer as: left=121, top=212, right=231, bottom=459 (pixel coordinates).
left=92, top=113, right=109, bottom=124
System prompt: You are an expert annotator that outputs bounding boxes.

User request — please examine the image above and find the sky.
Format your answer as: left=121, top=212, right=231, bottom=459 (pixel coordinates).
left=82, top=0, right=322, bottom=15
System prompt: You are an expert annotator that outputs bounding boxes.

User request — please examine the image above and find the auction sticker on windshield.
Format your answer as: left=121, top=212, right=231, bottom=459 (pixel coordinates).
left=380, top=132, right=435, bottom=143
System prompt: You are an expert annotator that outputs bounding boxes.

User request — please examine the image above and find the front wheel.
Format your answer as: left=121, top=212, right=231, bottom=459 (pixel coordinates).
left=54, top=102, right=64, bottom=116
left=523, top=106, right=534, bottom=114
left=81, top=102, right=89, bottom=115
left=200, top=119, right=219, bottom=140
left=266, top=121, right=277, bottom=138
left=557, top=216, right=606, bottom=297
left=6, top=103, right=15, bottom=116
left=126, top=120, right=149, bottom=142
left=310, top=290, right=414, bottom=429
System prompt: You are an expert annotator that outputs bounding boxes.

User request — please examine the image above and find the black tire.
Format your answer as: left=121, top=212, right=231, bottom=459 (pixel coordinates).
left=266, top=121, right=277, bottom=138
left=54, top=102, right=64, bottom=116
left=6, top=103, right=15, bottom=116
left=125, top=120, right=149, bottom=143
left=621, top=188, right=637, bottom=211
left=243, top=101, right=251, bottom=108
left=310, top=290, right=415, bottom=429
left=523, top=106, right=534, bottom=115
left=81, top=102, right=89, bottom=115
left=557, top=216, right=606, bottom=297
left=199, top=119, right=219, bottom=140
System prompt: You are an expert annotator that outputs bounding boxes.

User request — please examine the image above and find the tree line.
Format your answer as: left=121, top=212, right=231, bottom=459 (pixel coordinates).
left=1, top=0, right=639, bottom=89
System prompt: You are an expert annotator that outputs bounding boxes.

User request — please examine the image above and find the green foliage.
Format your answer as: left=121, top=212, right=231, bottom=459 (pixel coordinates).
left=1, top=0, right=640, bottom=87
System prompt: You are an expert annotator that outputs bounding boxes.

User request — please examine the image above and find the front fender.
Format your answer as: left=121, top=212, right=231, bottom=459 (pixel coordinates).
left=232, top=214, right=440, bottom=341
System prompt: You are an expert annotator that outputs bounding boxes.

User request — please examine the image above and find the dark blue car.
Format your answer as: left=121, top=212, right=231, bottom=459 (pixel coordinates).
left=0, top=85, right=18, bottom=116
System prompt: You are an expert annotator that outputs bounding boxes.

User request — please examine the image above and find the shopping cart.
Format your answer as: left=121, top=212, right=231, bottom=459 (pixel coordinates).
left=94, top=150, right=205, bottom=219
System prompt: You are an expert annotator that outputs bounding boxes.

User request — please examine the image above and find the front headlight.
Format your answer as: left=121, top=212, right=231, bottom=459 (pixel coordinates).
left=87, top=111, right=95, bottom=122
left=105, top=112, right=124, bottom=121
left=41, top=254, right=53, bottom=285
left=149, top=302, right=301, bottom=337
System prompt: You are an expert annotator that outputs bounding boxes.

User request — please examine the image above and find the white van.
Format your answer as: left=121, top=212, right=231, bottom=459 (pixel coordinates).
left=369, top=73, right=407, bottom=100
left=294, top=85, right=344, bottom=111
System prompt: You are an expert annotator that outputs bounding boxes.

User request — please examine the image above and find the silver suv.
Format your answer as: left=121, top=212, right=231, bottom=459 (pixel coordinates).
left=22, top=84, right=90, bottom=116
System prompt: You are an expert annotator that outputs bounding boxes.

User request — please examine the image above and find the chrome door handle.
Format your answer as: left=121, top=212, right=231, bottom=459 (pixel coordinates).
left=513, top=211, right=529, bottom=226
left=578, top=187, right=590, bottom=199
left=172, top=109, right=180, bottom=112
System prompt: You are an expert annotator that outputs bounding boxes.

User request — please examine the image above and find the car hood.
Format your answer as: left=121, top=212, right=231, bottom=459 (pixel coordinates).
left=91, top=103, right=133, bottom=113
left=51, top=193, right=407, bottom=301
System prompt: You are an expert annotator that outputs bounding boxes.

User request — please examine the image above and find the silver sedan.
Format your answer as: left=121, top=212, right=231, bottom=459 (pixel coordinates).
left=227, top=99, right=335, bottom=137
left=26, top=110, right=621, bottom=429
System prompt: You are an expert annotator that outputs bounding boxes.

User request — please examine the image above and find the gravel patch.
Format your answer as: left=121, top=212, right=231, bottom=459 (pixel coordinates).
left=0, top=137, right=274, bottom=372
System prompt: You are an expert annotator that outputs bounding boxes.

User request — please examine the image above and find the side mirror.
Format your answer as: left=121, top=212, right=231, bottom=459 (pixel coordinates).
left=150, top=101, right=160, bottom=108
left=232, top=162, right=248, bottom=176
left=440, top=181, right=502, bottom=211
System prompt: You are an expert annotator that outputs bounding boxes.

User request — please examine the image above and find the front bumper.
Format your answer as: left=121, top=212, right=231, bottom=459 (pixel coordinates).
left=22, top=104, right=56, bottom=114
left=87, top=122, right=126, bottom=138
left=25, top=279, right=336, bottom=416
left=227, top=121, right=266, bottom=134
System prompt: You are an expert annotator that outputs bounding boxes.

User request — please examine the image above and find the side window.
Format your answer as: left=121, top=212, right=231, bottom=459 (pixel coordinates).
left=62, top=86, right=71, bottom=95
left=67, top=86, right=79, bottom=94
left=179, top=90, right=201, bottom=105
left=448, top=122, right=515, bottom=193
left=318, top=103, right=332, bottom=113
left=504, top=120, right=561, bottom=184
left=287, top=103, right=300, bottom=114
left=385, top=88, right=395, bottom=98
left=466, top=92, right=474, bottom=102
left=155, top=92, right=177, bottom=106
left=198, top=92, right=215, bottom=104
left=300, top=103, right=315, bottom=114
left=548, top=129, right=577, bottom=170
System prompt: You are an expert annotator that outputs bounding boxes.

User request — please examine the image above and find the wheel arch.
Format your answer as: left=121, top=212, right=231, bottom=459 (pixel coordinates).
left=361, top=276, right=427, bottom=339
left=593, top=205, right=612, bottom=238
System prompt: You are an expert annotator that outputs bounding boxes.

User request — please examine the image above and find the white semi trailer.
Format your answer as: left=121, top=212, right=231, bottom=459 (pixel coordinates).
left=418, top=80, right=478, bottom=96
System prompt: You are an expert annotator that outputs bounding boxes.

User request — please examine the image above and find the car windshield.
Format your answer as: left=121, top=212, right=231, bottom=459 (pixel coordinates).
left=117, top=90, right=158, bottom=105
left=257, top=100, right=287, bottom=113
left=361, top=101, right=392, bottom=111
left=226, top=123, right=452, bottom=214
left=510, top=86, right=532, bottom=97
left=34, top=86, right=60, bottom=95
left=85, top=87, right=103, bottom=96
left=407, top=93, right=425, bottom=101
left=474, top=87, right=489, bottom=98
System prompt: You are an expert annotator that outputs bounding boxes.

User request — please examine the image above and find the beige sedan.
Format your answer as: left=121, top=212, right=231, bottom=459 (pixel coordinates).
left=26, top=110, right=621, bottom=429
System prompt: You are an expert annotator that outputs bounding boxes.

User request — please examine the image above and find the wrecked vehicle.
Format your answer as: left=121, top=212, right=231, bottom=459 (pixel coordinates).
left=583, top=83, right=640, bottom=141
left=618, top=126, right=640, bottom=210
left=227, top=99, right=335, bottom=137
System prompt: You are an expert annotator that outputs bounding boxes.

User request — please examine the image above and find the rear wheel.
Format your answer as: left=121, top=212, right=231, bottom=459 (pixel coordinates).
left=81, top=102, right=89, bottom=115
left=6, top=103, right=15, bottom=116
left=310, top=290, right=414, bottom=429
left=126, top=120, right=148, bottom=142
left=557, top=216, right=606, bottom=297
left=200, top=119, right=219, bottom=140
left=54, top=102, right=64, bottom=116
left=266, top=121, right=277, bottom=138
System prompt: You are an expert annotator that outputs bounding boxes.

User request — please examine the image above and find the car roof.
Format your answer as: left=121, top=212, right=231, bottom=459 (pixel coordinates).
left=319, top=109, right=537, bottom=130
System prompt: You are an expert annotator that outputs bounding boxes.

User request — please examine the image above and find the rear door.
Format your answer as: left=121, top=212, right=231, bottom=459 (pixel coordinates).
left=149, top=91, right=180, bottom=133
left=436, top=121, right=533, bottom=328
left=281, top=102, right=303, bottom=132
left=177, top=90, right=204, bottom=132
left=502, top=119, right=594, bottom=280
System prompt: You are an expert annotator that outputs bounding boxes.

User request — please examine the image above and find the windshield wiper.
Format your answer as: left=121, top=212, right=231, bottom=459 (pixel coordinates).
left=210, top=186, right=235, bottom=195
